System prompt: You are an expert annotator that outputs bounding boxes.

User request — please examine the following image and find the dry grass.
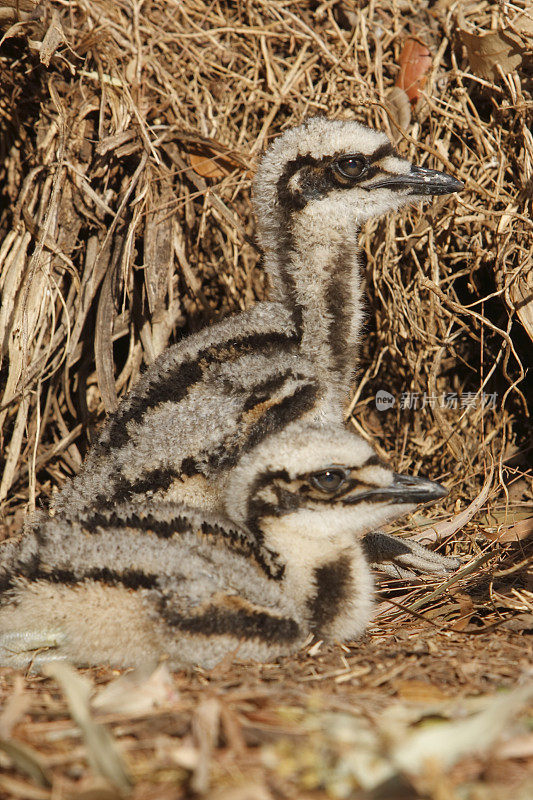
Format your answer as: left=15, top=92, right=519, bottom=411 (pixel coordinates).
left=0, top=628, right=532, bottom=799
left=0, top=0, right=532, bottom=797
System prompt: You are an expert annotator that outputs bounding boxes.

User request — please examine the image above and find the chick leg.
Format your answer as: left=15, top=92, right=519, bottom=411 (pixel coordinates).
left=0, top=629, right=68, bottom=669
left=362, top=531, right=460, bottom=579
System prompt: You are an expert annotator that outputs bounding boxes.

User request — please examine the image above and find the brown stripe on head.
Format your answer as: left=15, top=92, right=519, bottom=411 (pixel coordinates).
left=244, top=468, right=291, bottom=543
left=242, top=369, right=299, bottom=412
left=368, top=142, right=397, bottom=163
left=240, top=382, right=319, bottom=457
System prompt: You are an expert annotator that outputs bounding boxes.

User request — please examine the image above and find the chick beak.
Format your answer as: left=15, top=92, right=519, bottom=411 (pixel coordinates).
left=369, top=164, right=464, bottom=196
left=343, top=473, right=448, bottom=506
left=381, top=473, right=448, bottom=503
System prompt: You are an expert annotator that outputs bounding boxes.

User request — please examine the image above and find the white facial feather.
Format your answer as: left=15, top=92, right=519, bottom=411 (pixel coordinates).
left=224, top=422, right=387, bottom=527
left=253, top=116, right=411, bottom=245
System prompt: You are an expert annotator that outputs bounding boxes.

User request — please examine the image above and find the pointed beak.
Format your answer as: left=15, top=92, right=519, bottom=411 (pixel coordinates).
left=343, top=473, right=448, bottom=506
left=368, top=164, right=464, bottom=196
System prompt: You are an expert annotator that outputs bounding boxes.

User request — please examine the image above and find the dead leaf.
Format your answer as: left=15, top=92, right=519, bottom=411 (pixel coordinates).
left=95, top=256, right=120, bottom=413
left=191, top=698, right=221, bottom=794
left=396, top=37, right=432, bottom=104
left=484, top=516, right=533, bottom=543
left=0, top=21, right=27, bottom=47
left=0, top=774, right=52, bottom=800
left=210, top=785, right=274, bottom=800
left=460, top=28, right=524, bottom=81
left=385, top=86, right=411, bottom=131
left=92, top=663, right=178, bottom=716
left=40, top=9, right=65, bottom=67
left=497, top=203, right=519, bottom=234
left=42, top=663, right=132, bottom=792
left=0, top=1, right=38, bottom=39
left=449, top=592, right=476, bottom=630
left=144, top=179, right=174, bottom=318
left=0, top=0, right=38, bottom=11
left=0, top=675, right=30, bottom=738
left=502, top=613, right=533, bottom=632
left=495, top=732, right=533, bottom=760
left=0, top=738, right=51, bottom=788
left=509, top=267, right=533, bottom=343
left=411, top=463, right=494, bottom=545
left=393, top=682, right=533, bottom=774
left=188, top=147, right=242, bottom=180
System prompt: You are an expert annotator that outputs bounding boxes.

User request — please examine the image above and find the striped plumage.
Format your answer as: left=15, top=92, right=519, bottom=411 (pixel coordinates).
left=50, top=118, right=462, bottom=520
left=0, top=424, right=448, bottom=669
left=254, top=117, right=462, bottom=395
left=51, top=303, right=308, bottom=515
left=0, top=119, right=463, bottom=669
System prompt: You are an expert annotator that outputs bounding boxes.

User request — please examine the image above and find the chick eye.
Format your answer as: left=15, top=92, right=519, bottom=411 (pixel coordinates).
left=335, top=155, right=368, bottom=180
left=310, top=468, right=348, bottom=493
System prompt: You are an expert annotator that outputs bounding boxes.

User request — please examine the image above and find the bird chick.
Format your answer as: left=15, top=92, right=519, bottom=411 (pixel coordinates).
left=254, top=117, right=463, bottom=396
left=0, top=424, right=449, bottom=669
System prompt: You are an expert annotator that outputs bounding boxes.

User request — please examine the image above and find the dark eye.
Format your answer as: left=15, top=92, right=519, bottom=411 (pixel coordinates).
left=310, top=468, right=348, bottom=493
left=335, top=155, right=368, bottom=180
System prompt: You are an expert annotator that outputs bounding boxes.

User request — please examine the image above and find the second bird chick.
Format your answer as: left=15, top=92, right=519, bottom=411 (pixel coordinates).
left=0, top=423, right=449, bottom=669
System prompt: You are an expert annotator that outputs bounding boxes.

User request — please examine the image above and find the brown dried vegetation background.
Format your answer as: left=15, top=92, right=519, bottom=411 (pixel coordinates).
left=0, top=1, right=532, bottom=798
